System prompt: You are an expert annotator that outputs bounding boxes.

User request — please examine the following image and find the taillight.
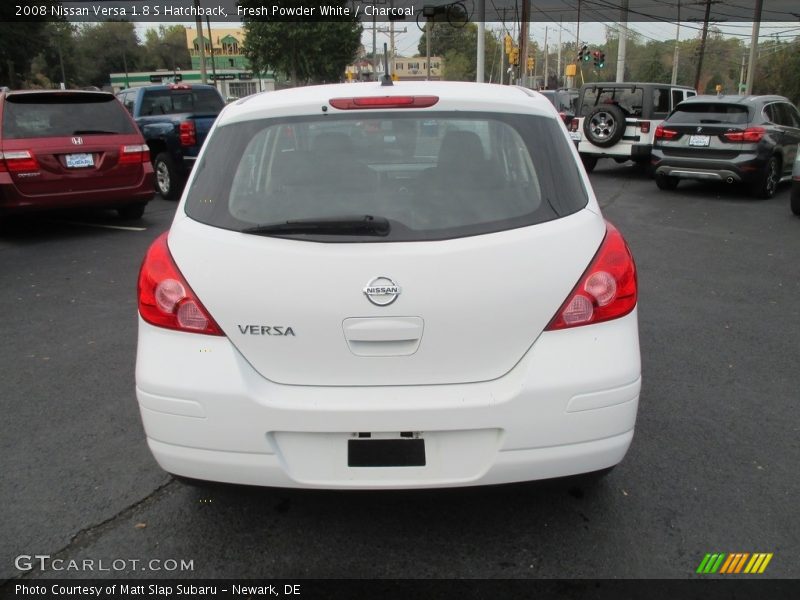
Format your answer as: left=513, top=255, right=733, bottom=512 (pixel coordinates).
left=1, top=150, right=40, bottom=173
left=654, top=125, right=678, bottom=140
left=638, top=120, right=650, bottom=133
left=179, top=120, right=196, bottom=146
left=545, top=222, right=637, bottom=331
left=137, top=232, right=224, bottom=336
left=722, top=127, right=765, bottom=143
left=119, top=144, right=149, bottom=165
left=569, top=119, right=579, bottom=132
left=328, top=96, right=439, bottom=110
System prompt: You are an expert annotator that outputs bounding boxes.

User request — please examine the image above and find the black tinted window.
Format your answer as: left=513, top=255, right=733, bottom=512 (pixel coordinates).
left=580, top=87, right=644, bottom=117
left=652, top=88, right=670, bottom=115
left=669, top=103, right=749, bottom=125
left=139, top=89, right=223, bottom=116
left=185, top=112, right=589, bottom=242
left=2, top=93, right=135, bottom=138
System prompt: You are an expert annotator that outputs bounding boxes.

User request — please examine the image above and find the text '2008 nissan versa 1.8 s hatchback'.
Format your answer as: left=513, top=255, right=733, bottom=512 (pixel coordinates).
left=135, top=82, right=641, bottom=489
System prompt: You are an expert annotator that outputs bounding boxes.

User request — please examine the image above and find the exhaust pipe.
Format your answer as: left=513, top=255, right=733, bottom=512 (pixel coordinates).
left=726, top=177, right=734, bottom=184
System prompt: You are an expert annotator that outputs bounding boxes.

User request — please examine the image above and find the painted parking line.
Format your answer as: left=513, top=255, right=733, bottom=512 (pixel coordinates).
left=53, top=220, right=147, bottom=232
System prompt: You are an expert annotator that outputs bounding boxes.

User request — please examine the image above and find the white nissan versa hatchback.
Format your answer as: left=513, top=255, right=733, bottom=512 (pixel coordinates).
left=135, top=81, right=641, bottom=489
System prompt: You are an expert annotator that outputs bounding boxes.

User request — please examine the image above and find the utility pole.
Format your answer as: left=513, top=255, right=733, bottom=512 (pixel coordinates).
left=745, top=0, right=764, bottom=95
left=543, top=26, right=549, bottom=89
left=694, top=0, right=712, bottom=91
left=372, top=15, right=378, bottom=77
left=519, top=0, right=530, bottom=86
left=477, top=0, right=485, bottom=82
left=738, top=53, right=747, bottom=93
left=426, top=20, right=432, bottom=80
left=616, top=0, right=628, bottom=82
left=205, top=16, right=217, bottom=86
left=194, top=0, right=207, bottom=84
left=557, top=19, right=562, bottom=88
left=671, top=0, right=681, bottom=85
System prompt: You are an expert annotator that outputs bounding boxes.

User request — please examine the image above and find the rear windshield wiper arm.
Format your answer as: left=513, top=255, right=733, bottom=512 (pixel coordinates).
left=243, top=215, right=390, bottom=236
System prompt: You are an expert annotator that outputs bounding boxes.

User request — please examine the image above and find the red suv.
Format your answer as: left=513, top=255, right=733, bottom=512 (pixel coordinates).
left=0, top=90, right=154, bottom=219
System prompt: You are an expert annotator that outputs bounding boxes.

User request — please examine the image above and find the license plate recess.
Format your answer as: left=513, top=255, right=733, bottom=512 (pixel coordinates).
left=348, top=438, right=426, bottom=467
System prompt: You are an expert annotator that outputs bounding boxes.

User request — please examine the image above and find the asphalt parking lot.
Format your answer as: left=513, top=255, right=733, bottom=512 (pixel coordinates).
left=1, top=162, right=798, bottom=582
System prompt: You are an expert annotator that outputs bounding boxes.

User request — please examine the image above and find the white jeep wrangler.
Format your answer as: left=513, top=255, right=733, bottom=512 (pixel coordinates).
left=569, top=82, right=696, bottom=172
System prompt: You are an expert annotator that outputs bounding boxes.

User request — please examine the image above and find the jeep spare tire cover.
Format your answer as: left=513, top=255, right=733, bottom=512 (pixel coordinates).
left=583, top=104, right=626, bottom=148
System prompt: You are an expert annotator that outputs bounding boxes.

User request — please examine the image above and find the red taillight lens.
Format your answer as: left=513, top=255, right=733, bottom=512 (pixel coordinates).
left=654, top=125, right=678, bottom=140
left=638, top=120, right=651, bottom=133
left=179, top=120, right=196, bottom=146
left=569, top=119, right=579, bottom=132
left=545, top=222, right=637, bottom=331
left=722, top=127, right=765, bottom=143
left=329, top=96, right=439, bottom=110
left=138, top=232, right=224, bottom=336
left=2, top=150, right=40, bottom=173
left=119, top=144, right=149, bottom=165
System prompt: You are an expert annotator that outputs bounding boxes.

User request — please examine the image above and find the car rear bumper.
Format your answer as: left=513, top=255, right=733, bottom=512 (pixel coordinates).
left=0, top=170, right=154, bottom=214
left=651, top=152, right=764, bottom=183
left=135, top=310, right=641, bottom=489
left=578, top=142, right=652, bottom=160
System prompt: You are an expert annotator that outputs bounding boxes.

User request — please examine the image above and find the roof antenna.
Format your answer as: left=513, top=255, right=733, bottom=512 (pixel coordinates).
left=381, top=42, right=393, bottom=86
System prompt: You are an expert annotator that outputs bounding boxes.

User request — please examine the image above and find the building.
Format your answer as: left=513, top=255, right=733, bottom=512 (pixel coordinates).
left=345, top=55, right=444, bottom=82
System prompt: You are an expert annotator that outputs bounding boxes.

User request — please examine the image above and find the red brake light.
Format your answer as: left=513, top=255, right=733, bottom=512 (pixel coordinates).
left=722, top=127, right=765, bottom=143
left=2, top=150, right=40, bottom=173
left=545, top=222, right=637, bottom=331
left=638, top=120, right=650, bottom=133
left=569, top=119, right=579, bottom=132
left=137, top=232, right=224, bottom=336
left=119, top=144, right=149, bottom=164
left=168, top=83, right=191, bottom=90
left=329, top=96, right=439, bottom=110
left=179, top=120, right=196, bottom=147
left=654, top=125, right=678, bottom=140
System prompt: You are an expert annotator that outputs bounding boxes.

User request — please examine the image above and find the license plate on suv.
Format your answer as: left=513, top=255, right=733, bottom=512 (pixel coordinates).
left=689, top=135, right=710, bottom=147
left=66, top=153, right=94, bottom=168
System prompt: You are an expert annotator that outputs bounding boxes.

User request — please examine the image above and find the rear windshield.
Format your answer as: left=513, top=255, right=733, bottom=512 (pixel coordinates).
left=579, top=87, right=644, bottom=118
left=185, top=112, right=589, bottom=242
left=669, top=103, right=749, bottom=125
left=2, top=94, right=135, bottom=139
left=139, top=89, right=223, bottom=116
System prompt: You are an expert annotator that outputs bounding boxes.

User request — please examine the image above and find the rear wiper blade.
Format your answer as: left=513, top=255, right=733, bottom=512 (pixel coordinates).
left=698, top=119, right=723, bottom=124
left=243, top=215, right=390, bottom=236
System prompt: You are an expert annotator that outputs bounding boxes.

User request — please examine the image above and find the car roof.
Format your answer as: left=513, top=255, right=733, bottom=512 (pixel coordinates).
left=219, top=81, right=558, bottom=125
left=134, top=84, right=218, bottom=92
left=678, top=94, right=789, bottom=106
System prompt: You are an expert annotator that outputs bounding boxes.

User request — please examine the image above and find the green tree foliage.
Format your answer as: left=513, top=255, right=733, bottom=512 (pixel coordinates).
left=74, top=22, right=143, bottom=88
left=240, top=0, right=361, bottom=85
left=142, top=25, right=192, bottom=72
left=27, top=22, right=80, bottom=88
left=0, top=1, right=59, bottom=87
left=418, top=22, right=500, bottom=82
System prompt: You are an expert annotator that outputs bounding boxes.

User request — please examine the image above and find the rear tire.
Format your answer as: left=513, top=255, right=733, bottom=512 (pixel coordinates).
left=655, top=173, right=679, bottom=190
left=117, top=203, right=145, bottom=220
left=750, top=155, right=780, bottom=199
left=154, top=152, right=182, bottom=200
left=581, top=155, right=598, bottom=173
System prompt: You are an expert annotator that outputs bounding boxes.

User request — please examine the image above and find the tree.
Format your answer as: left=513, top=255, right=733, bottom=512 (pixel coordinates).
left=141, top=25, right=192, bottom=72
left=418, top=22, right=500, bottom=82
left=74, top=22, right=143, bottom=88
left=240, top=0, right=361, bottom=85
left=0, top=1, right=58, bottom=87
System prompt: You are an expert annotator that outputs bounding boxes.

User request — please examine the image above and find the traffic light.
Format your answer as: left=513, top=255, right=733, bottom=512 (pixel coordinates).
left=510, top=47, right=520, bottom=66
left=526, top=56, right=535, bottom=72
left=504, top=34, right=513, bottom=55
left=578, top=44, right=589, bottom=62
left=597, top=51, right=606, bottom=68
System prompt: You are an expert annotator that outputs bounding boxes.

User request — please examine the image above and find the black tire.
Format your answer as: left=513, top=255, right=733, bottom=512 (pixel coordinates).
left=581, top=155, right=598, bottom=173
left=750, top=155, right=780, bottom=199
left=154, top=152, right=182, bottom=200
left=655, top=173, right=679, bottom=191
left=583, top=104, right=627, bottom=148
left=791, top=184, right=800, bottom=216
left=117, top=203, right=146, bottom=220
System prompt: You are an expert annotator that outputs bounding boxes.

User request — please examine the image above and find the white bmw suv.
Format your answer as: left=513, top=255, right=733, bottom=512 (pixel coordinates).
left=135, top=81, right=641, bottom=489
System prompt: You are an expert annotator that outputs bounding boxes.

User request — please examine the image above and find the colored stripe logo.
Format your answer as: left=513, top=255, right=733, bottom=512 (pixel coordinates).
left=696, top=553, right=773, bottom=574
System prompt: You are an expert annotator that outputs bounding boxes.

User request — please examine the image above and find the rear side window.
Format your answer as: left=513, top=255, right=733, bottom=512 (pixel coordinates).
left=139, top=89, right=223, bottom=116
left=580, top=87, right=644, bottom=118
left=2, top=93, right=136, bottom=139
left=185, top=112, right=589, bottom=242
left=669, top=103, right=749, bottom=125
left=652, top=88, right=670, bottom=116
